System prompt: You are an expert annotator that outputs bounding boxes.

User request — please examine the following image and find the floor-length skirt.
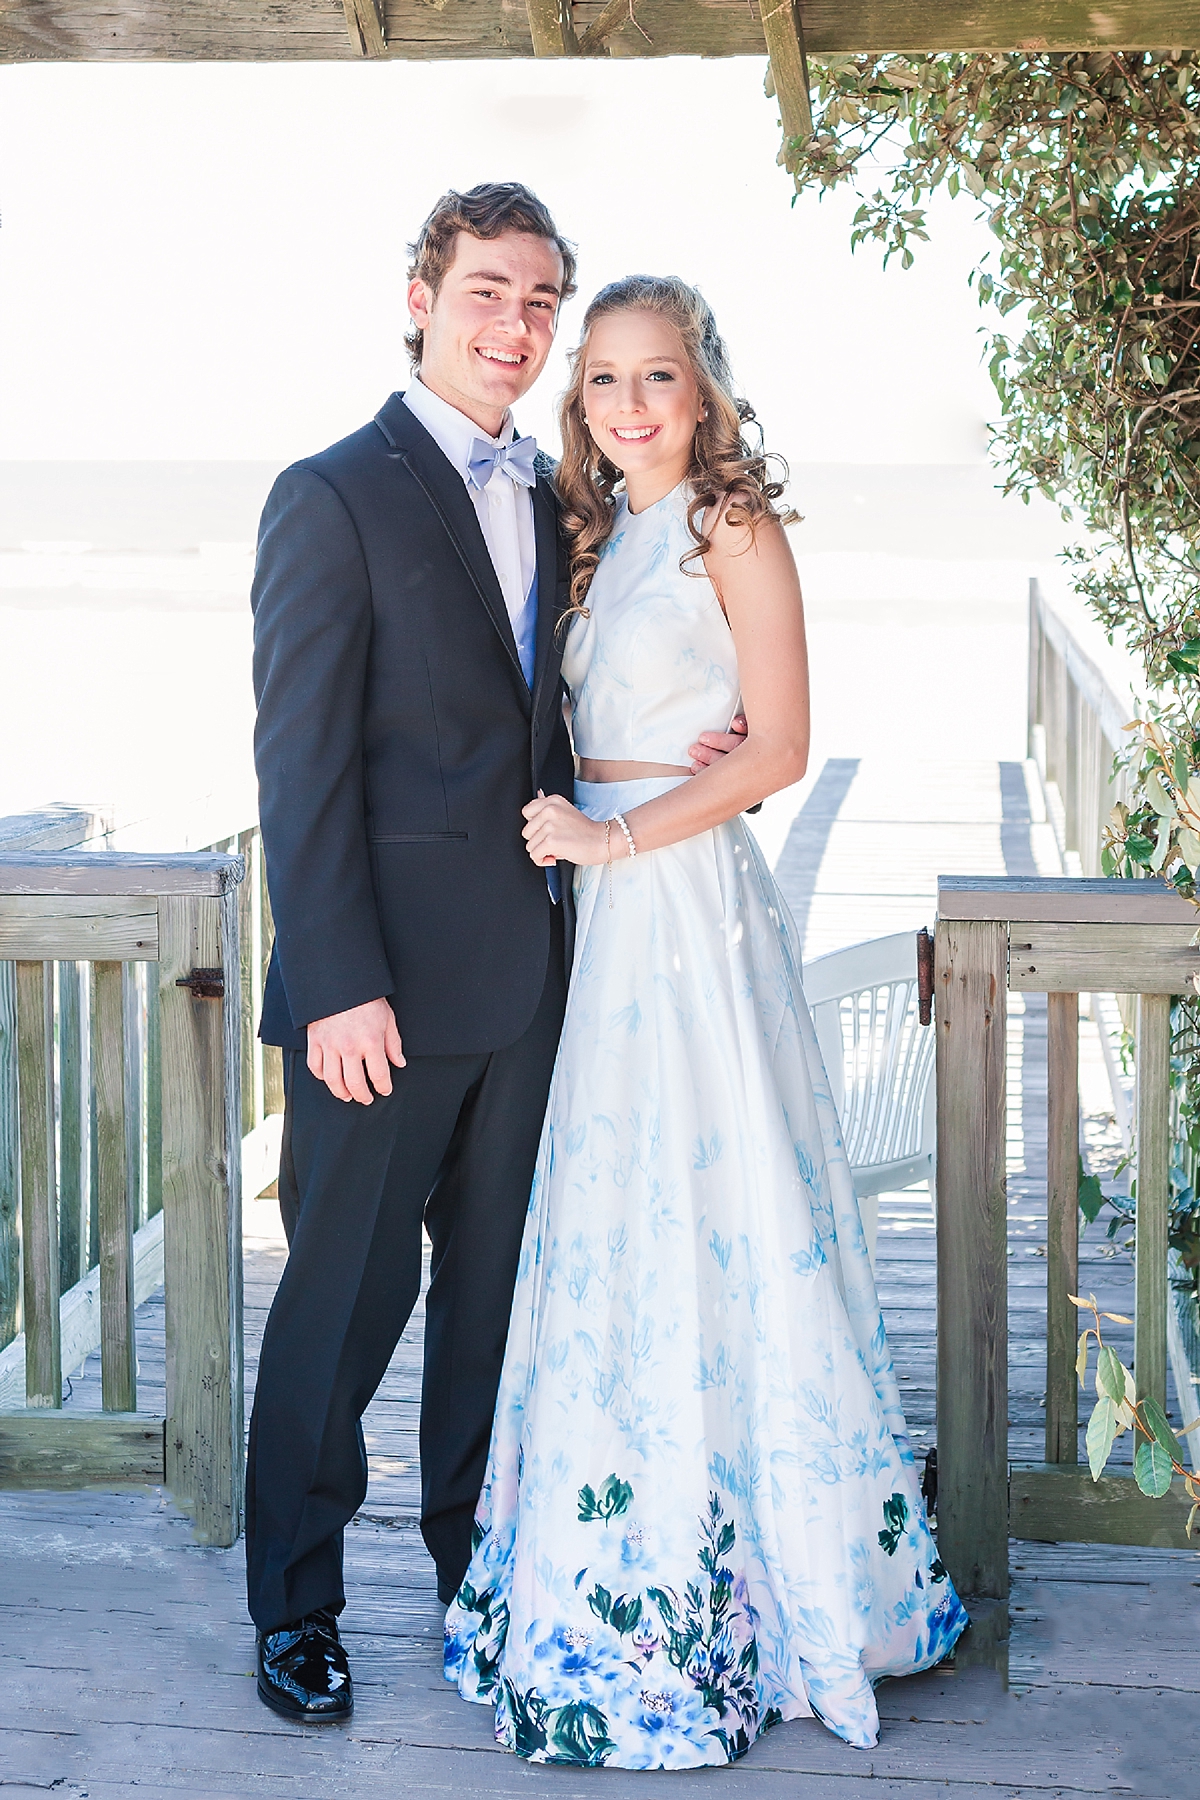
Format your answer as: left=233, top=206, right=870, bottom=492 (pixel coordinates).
left=445, top=777, right=967, bottom=1767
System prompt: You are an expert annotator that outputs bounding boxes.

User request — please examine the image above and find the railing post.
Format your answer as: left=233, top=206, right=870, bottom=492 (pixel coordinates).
left=1045, top=991, right=1079, bottom=1463
left=17, top=961, right=60, bottom=1409
left=0, top=962, right=19, bottom=1350
left=93, top=961, right=136, bottom=1413
left=935, top=918, right=1009, bottom=1605
left=159, top=888, right=243, bottom=1546
left=1135, top=993, right=1171, bottom=1412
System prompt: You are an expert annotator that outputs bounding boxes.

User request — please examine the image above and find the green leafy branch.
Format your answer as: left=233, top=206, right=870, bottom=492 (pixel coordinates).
left=1071, top=1292, right=1200, bottom=1528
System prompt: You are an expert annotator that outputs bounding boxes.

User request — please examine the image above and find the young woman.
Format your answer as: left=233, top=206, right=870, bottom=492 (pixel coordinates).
left=444, top=276, right=966, bottom=1769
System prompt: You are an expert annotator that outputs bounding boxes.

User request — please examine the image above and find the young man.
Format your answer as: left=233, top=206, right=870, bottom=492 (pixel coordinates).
left=246, top=183, right=577, bottom=1721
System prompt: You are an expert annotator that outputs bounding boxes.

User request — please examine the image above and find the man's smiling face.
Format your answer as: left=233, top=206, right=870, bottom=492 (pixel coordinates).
left=408, top=228, right=565, bottom=436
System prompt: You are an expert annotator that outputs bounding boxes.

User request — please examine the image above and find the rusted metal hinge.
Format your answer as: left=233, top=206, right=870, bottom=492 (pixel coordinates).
left=916, top=926, right=935, bottom=1027
left=176, top=968, right=225, bottom=999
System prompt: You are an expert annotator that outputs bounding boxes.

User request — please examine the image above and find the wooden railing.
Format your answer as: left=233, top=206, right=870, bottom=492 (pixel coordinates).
left=1027, top=574, right=1143, bottom=878
left=935, top=875, right=1200, bottom=1642
left=0, top=848, right=246, bottom=1545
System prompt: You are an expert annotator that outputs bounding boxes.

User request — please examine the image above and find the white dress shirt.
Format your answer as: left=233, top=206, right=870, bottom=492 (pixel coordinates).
left=403, top=376, right=538, bottom=685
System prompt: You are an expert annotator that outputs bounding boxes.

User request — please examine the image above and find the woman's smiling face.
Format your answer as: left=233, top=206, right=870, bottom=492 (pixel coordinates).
left=581, top=309, right=704, bottom=503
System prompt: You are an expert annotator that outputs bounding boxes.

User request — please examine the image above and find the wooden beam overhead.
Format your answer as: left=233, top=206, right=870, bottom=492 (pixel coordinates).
left=579, top=0, right=650, bottom=55
left=761, top=0, right=812, bottom=149
left=1, top=2, right=1197, bottom=66
left=526, top=0, right=579, bottom=57
left=342, top=0, right=386, bottom=59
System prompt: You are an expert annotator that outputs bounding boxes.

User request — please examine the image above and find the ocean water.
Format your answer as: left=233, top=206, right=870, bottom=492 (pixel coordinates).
left=0, top=461, right=1070, bottom=851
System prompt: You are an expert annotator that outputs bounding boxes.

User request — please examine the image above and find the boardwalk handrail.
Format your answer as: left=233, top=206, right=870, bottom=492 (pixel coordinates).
left=0, top=850, right=245, bottom=1545
left=935, top=875, right=1200, bottom=1626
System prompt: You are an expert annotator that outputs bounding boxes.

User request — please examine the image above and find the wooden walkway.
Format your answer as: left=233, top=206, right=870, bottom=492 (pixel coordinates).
left=3, top=757, right=1198, bottom=1799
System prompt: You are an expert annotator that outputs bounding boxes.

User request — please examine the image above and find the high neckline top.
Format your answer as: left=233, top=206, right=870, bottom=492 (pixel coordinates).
left=563, top=485, right=740, bottom=766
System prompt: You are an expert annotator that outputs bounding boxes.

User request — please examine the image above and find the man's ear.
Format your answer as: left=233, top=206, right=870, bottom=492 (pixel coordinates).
left=407, top=276, right=432, bottom=332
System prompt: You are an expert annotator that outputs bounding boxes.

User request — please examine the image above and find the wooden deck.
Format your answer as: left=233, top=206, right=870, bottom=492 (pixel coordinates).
left=3, top=757, right=1198, bottom=1799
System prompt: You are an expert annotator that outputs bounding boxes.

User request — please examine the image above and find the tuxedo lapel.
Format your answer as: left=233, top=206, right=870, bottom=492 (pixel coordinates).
left=373, top=394, right=527, bottom=697
left=530, top=473, right=566, bottom=716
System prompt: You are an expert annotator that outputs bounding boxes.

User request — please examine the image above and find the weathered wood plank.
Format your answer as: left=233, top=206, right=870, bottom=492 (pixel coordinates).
left=525, top=0, right=577, bottom=55
left=0, top=805, right=107, bottom=853
left=2, top=0, right=1196, bottom=64
left=939, top=875, right=1198, bottom=925
left=0, top=963, right=18, bottom=1351
left=0, top=853, right=242, bottom=898
left=341, top=0, right=385, bottom=56
left=0, top=1413, right=164, bottom=1487
left=1045, top=991, right=1079, bottom=1465
left=1009, top=922, right=1200, bottom=994
left=761, top=0, right=812, bottom=150
left=0, top=1211, right=164, bottom=1410
left=579, top=0, right=634, bottom=53
left=935, top=919, right=1008, bottom=1602
left=1134, top=993, right=1170, bottom=1412
left=92, top=962, right=136, bottom=1414
left=1010, top=1464, right=1195, bottom=1548
left=0, top=895, right=159, bottom=962
left=145, top=962, right=162, bottom=1219
left=159, top=892, right=243, bottom=1547
left=17, top=961, right=60, bottom=1410
left=56, top=962, right=87, bottom=1295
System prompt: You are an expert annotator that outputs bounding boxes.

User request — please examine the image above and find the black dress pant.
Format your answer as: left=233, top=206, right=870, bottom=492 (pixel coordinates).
left=245, top=912, right=565, bottom=1632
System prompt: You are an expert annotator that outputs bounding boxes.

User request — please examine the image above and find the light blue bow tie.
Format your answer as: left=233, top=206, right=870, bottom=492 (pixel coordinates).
left=467, top=434, right=538, bottom=491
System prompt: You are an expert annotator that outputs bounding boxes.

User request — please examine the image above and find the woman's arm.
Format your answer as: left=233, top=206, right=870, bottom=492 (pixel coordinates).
left=522, top=508, right=809, bottom=867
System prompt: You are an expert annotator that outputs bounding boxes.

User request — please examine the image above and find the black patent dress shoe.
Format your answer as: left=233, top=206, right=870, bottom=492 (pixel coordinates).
left=256, top=1606, right=353, bottom=1721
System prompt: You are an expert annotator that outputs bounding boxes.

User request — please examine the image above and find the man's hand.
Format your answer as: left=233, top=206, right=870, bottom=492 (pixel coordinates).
left=688, top=713, right=748, bottom=773
left=307, top=997, right=405, bottom=1105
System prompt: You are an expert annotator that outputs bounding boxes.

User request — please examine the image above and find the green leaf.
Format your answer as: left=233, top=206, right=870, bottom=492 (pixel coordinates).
left=1086, top=1396, right=1118, bottom=1480
left=1079, top=1164, right=1106, bottom=1223
left=1140, top=1395, right=1183, bottom=1462
left=1095, top=1343, right=1126, bottom=1403
left=1126, top=832, right=1156, bottom=865
left=1134, top=1438, right=1174, bottom=1498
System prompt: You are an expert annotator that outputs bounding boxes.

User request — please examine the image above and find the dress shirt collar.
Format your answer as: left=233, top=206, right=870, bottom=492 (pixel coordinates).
left=402, top=376, right=517, bottom=483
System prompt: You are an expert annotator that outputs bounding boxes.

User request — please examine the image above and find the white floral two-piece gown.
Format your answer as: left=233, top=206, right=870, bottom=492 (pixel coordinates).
left=444, top=484, right=967, bottom=1768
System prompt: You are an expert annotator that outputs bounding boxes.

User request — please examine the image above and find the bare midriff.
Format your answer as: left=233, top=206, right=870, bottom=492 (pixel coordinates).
left=577, top=758, right=692, bottom=783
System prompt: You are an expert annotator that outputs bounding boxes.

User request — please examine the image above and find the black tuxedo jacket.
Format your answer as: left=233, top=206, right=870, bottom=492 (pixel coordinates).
left=252, top=390, right=575, bottom=1057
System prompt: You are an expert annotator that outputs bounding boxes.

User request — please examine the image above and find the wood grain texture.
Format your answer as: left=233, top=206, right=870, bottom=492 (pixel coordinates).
left=939, top=875, right=1199, bottom=925
left=3, top=1, right=1196, bottom=64
left=0, top=895, right=158, bottom=962
left=92, top=962, right=136, bottom=1414
left=56, top=962, right=87, bottom=1295
left=1010, top=1464, right=1195, bottom=1548
left=17, top=961, right=60, bottom=1410
left=341, top=0, right=385, bottom=55
left=525, top=0, right=577, bottom=55
left=0, top=852, right=242, bottom=897
left=1134, top=993, right=1170, bottom=1412
left=1009, top=922, right=1200, bottom=994
left=0, top=1413, right=164, bottom=1486
left=159, top=893, right=243, bottom=1547
left=0, top=805, right=107, bottom=853
left=0, top=963, right=18, bottom=1351
left=1045, top=991, right=1078, bottom=1465
left=935, top=919, right=1009, bottom=1602
left=0, top=1210, right=163, bottom=1410
left=761, top=0, right=812, bottom=148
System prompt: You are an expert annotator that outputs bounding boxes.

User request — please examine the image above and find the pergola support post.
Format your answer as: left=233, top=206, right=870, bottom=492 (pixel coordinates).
left=526, top=0, right=579, bottom=56
left=342, top=0, right=386, bottom=58
left=761, top=0, right=813, bottom=162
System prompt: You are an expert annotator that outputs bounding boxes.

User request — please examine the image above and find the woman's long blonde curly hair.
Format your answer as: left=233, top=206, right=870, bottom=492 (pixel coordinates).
left=556, top=275, right=794, bottom=619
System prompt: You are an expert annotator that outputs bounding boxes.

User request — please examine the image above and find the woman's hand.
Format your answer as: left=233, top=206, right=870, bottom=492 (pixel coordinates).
left=522, top=792, right=611, bottom=868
